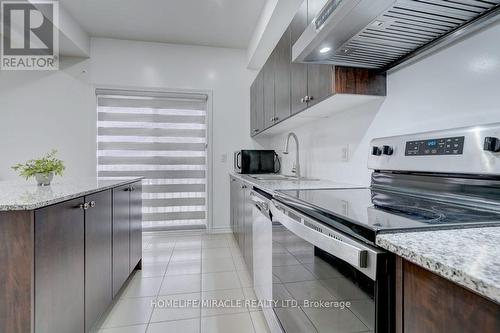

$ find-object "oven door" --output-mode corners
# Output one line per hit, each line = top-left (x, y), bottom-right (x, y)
(269, 200), (393, 333)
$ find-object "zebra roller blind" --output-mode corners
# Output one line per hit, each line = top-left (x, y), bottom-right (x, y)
(97, 89), (208, 231)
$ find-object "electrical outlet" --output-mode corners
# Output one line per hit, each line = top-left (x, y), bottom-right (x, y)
(220, 153), (227, 163)
(341, 145), (349, 162)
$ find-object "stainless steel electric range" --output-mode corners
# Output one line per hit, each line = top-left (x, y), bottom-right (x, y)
(262, 123), (500, 333)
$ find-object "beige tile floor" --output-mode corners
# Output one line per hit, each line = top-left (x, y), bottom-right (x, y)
(95, 232), (270, 333)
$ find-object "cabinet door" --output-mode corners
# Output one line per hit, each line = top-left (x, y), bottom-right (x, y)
(263, 51), (276, 129)
(35, 198), (85, 333)
(255, 71), (264, 133)
(230, 177), (238, 238)
(274, 27), (291, 123)
(290, 0), (308, 115)
(250, 79), (257, 136)
(307, 64), (334, 107)
(85, 190), (112, 332)
(237, 182), (246, 251)
(251, 72), (264, 136)
(129, 182), (142, 272)
(243, 187), (253, 277)
(112, 184), (130, 297)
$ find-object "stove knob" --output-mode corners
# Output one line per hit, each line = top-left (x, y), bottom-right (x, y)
(484, 137), (500, 152)
(382, 145), (394, 155)
(372, 146), (382, 156)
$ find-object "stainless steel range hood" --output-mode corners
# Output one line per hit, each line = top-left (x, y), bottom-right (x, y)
(293, 0), (500, 71)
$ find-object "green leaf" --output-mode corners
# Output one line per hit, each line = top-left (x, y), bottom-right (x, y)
(11, 149), (66, 180)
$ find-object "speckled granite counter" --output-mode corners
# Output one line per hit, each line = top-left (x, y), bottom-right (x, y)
(0, 177), (143, 211)
(230, 172), (364, 194)
(377, 227), (500, 304)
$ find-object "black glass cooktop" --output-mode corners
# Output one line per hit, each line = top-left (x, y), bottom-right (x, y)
(274, 188), (500, 244)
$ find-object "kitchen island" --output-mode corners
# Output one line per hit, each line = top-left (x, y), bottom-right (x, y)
(0, 178), (143, 333)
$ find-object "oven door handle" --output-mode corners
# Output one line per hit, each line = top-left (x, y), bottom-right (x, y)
(270, 200), (368, 270)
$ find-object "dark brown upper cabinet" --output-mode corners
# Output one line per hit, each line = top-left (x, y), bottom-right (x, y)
(263, 49), (276, 129)
(249, 0), (387, 137)
(274, 27), (292, 123)
(250, 71), (264, 136)
(290, 0), (308, 115)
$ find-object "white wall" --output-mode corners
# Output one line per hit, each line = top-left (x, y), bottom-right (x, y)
(0, 57), (95, 181)
(268, 21), (500, 186)
(0, 38), (260, 231)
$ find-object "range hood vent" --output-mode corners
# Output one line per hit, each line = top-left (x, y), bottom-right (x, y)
(293, 0), (500, 71)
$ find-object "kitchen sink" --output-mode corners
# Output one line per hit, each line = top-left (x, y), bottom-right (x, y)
(248, 174), (319, 181)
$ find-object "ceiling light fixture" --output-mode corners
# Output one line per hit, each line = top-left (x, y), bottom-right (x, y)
(319, 47), (331, 54)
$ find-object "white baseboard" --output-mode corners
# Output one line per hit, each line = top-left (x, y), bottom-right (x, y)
(209, 227), (232, 234)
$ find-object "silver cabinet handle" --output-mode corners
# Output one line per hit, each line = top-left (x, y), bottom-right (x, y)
(308, 96), (314, 102)
(79, 202), (90, 210)
(241, 184), (247, 189)
(90, 201), (96, 208)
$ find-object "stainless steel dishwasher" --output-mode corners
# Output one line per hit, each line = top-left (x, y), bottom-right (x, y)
(250, 189), (283, 333)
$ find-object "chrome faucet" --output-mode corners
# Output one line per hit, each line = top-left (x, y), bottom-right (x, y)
(283, 132), (300, 178)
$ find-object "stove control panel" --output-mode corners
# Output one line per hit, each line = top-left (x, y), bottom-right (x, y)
(405, 136), (465, 156)
(369, 123), (500, 175)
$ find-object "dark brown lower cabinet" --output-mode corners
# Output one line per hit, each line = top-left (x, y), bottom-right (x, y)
(0, 181), (142, 333)
(35, 198), (85, 333)
(0, 211), (33, 333)
(85, 190), (112, 332)
(396, 257), (500, 333)
(129, 182), (143, 272)
(113, 184), (131, 297)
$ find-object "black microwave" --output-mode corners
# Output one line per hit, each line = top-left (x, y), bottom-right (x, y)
(233, 150), (280, 174)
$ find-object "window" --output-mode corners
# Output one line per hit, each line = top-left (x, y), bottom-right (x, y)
(97, 89), (208, 231)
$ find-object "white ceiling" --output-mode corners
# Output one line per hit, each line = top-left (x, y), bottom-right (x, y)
(59, 0), (267, 49)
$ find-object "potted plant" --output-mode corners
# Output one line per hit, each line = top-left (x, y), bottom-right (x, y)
(12, 149), (65, 186)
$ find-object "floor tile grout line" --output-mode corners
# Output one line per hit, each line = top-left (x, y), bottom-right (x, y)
(145, 236), (175, 333)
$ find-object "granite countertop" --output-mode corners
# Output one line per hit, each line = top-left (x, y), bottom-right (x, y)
(230, 172), (364, 194)
(0, 177), (143, 211)
(376, 227), (500, 304)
